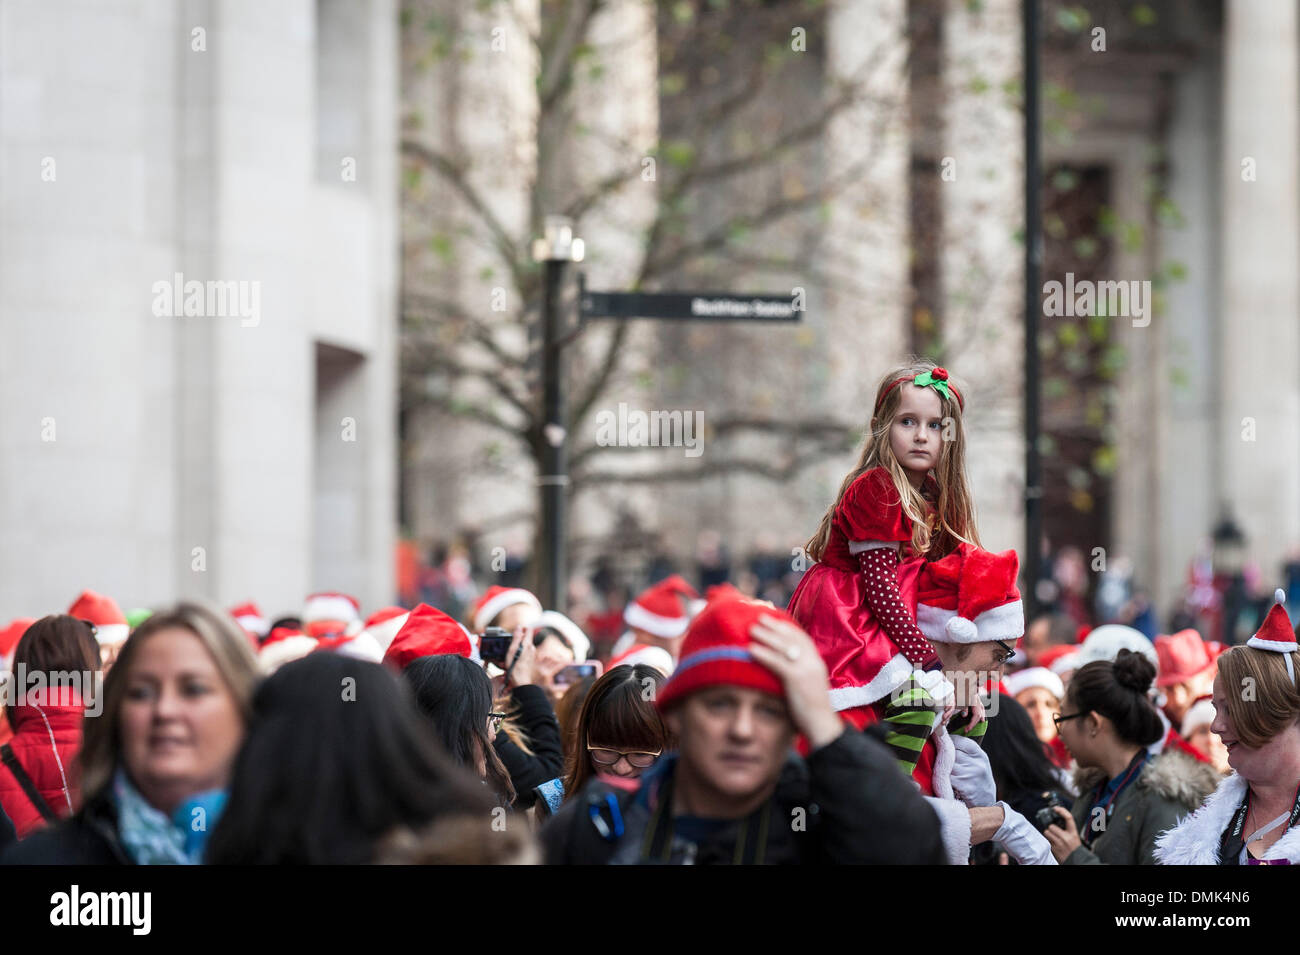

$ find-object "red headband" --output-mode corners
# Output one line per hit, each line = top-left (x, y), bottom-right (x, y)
(875, 367), (964, 413)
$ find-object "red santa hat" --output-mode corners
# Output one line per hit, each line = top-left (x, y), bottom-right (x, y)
(609, 643), (674, 676)
(1180, 694), (1217, 738)
(471, 586), (542, 632)
(302, 592), (361, 633)
(917, 547), (1023, 644)
(624, 575), (701, 640)
(0, 618), (36, 660)
(257, 631), (319, 673)
(1247, 589), (1299, 682)
(1039, 643), (1080, 674)
(1003, 666), (1065, 703)
(656, 597), (786, 711)
(313, 630), (384, 664)
(360, 606), (410, 654)
(67, 590), (129, 647)
(535, 610), (590, 663)
(229, 602), (269, 639)
(383, 604), (479, 670)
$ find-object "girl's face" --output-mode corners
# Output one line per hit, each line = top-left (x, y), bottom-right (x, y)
(1016, 687), (1061, 745)
(885, 385), (945, 478)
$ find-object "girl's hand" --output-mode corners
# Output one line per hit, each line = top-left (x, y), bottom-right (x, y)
(748, 615), (844, 751)
(505, 627), (539, 687)
(1043, 807), (1083, 862)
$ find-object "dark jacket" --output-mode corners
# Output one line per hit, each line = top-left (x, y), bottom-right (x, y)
(494, 684), (564, 810)
(541, 726), (946, 864)
(0, 789), (131, 865)
(1064, 747), (1220, 865)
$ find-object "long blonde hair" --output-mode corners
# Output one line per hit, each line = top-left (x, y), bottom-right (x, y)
(805, 357), (980, 562)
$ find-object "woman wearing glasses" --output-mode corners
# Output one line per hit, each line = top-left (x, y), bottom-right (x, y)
(1043, 649), (1218, 864)
(563, 665), (673, 800)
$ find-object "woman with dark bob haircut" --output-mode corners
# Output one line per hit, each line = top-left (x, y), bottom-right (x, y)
(402, 654), (516, 806)
(206, 653), (516, 864)
(563, 664), (672, 800)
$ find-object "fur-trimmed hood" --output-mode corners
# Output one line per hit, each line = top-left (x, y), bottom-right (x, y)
(1072, 748), (1220, 812)
(1156, 773), (1300, 865)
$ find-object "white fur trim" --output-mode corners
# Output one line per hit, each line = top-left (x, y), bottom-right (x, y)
(826, 653), (912, 710)
(336, 631), (384, 663)
(623, 600), (689, 639)
(931, 723), (955, 800)
(94, 623), (129, 647)
(612, 645), (674, 675)
(1180, 698), (1216, 737)
(1004, 667), (1064, 702)
(1049, 651), (1080, 676)
(234, 613), (268, 636)
(924, 796), (972, 865)
(473, 590), (542, 632)
(363, 613), (409, 653)
(916, 603), (957, 640)
(848, 539), (900, 555)
(258, 636), (319, 674)
(969, 599), (1023, 643)
(303, 594), (360, 624)
(942, 617), (979, 644)
(1248, 636), (1300, 653)
(1155, 772), (1300, 865)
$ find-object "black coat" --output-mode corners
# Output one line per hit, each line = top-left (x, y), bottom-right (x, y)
(0, 791), (131, 865)
(494, 684), (564, 809)
(541, 726), (947, 865)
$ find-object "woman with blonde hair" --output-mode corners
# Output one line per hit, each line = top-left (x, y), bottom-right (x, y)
(1157, 592), (1300, 864)
(1, 602), (258, 864)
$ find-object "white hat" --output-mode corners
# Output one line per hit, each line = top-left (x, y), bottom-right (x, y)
(1003, 666), (1065, 702)
(1074, 624), (1158, 669)
(535, 610), (591, 662)
(610, 644), (674, 676)
(1049, 651), (1081, 676)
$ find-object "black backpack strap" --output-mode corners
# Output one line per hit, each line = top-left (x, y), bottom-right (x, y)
(0, 743), (58, 822)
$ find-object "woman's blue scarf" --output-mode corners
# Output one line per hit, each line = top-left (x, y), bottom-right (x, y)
(112, 768), (228, 865)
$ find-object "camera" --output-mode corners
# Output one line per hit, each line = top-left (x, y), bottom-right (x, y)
(478, 627), (513, 666)
(1033, 790), (1068, 833)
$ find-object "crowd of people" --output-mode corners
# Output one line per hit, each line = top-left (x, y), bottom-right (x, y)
(1, 358), (1298, 865)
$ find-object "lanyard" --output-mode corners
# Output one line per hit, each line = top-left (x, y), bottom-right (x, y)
(1083, 750), (1148, 848)
(1219, 782), (1300, 866)
(641, 775), (771, 865)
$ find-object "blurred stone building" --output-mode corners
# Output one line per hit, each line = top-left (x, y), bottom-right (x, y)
(0, 0), (399, 617)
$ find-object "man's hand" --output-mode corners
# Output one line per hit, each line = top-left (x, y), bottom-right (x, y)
(748, 614), (843, 751)
(505, 626), (539, 687)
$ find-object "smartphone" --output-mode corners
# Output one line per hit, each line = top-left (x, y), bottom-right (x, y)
(554, 662), (602, 687)
(478, 626), (513, 666)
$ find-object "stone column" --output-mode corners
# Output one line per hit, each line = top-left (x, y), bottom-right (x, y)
(1220, 0), (1300, 590)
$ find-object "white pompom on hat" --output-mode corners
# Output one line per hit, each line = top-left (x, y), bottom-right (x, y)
(916, 545), (1024, 644)
(1003, 666), (1065, 702)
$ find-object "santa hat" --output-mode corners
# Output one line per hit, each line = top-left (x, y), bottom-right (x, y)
(360, 606), (410, 654)
(656, 597), (788, 711)
(313, 630), (384, 664)
(302, 592), (361, 626)
(471, 586), (542, 632)
(0, 618), (36, 661)
(1154, 629), (1218, 687)
(1003, 666), (1065, 703)
(624, 575), (701, 640)
(229, 602), (269, 639)
(705, 582), (745, 604)
(1039, 644), (1080, 675)
(68, 590), (129, 647)
(609, 643), (674, 676)
(257, 633), (319, 673)
(535, 610), (590, 662)
(1074, 624), (1157, 670)
(917, 547), (1023, 644)
(1180, 695), (1217, 738)
(383, 604), (479, 670)
(1247, 589), (1299, 682)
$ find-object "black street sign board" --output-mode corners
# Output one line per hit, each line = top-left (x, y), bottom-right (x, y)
(580, 290), (803, 322)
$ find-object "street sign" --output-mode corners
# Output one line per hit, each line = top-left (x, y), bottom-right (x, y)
(579, 289), (803, 322)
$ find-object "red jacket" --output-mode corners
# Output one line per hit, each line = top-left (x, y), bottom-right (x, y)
(0, 699), (85, 838)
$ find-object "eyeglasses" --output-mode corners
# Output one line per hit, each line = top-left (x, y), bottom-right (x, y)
(1052, 711), (1086, 729)
(994, 640), (1015, 665)
(488, 712), (507, 732)
(587, 745), (661, 768)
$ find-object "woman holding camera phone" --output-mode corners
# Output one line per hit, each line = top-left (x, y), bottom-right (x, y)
(1044, 650), (1218, 864)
